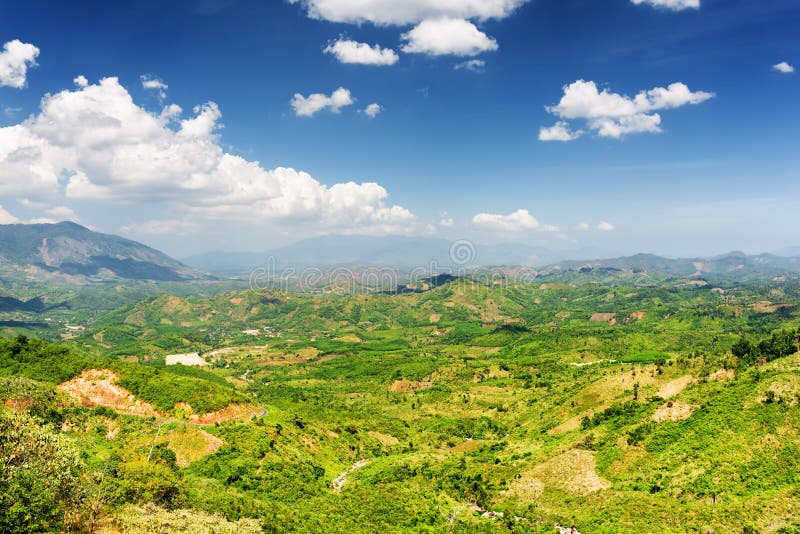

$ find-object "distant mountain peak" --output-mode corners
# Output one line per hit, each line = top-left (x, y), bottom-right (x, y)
(0, 222), (207, 283)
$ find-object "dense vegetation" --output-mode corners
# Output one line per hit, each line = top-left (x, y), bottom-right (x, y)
(1, 274), (800, 532)
(0, 336), (248, 413)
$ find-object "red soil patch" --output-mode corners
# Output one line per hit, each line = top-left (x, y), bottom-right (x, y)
(390, 380), (433, 392)
(187, 403), (263, 425)
(590, 313), (616, 324)
(58, 369), (157, 416)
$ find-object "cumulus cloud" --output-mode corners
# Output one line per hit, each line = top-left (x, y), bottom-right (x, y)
(324, 39), (399, 65)
(289, 0), (527, 25)
(454, 59), (486, 72)
(577, 223), (590, 231)
(0, 40), (40, 89)
(472, 209), (539, 231)
(542, 79), (713, 140)
(773, 61), (795, 74)
(631, 0), (699, 10)
(598, 221), (615, 231)
(291, 87), (354, 117)
(362, 103), (382, 118)
(73, 75), (88, 88)
(539, 121), (582, 142)
(401, 18), (498, 56)
(0, 77), (415, 234)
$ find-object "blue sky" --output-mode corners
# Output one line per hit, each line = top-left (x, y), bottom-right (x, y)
(0, 0), (798, 257)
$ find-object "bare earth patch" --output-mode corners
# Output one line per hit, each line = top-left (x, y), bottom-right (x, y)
(628, 311), (647, 321)
(708, 368), (735, 382)
(367, 431), (400, 447)
(590, 313), (616, 324)
(657, 375), (693, 399)
(390, 380), (433, 392)
(334, 334), (362, 343)
(58, 369), (157, 416)
(187, 403), (263, 425)
(652, 401), (695, 422)
(531, 449), (610, 495)
(165, 353), (207, 366)
(751, 302), (795, 314)
(429, 313), (441, 323)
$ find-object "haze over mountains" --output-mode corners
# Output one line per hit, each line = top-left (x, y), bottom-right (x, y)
(181, 233), (800, 280)
(2, 222), (800, 284)
(182, 235), (606, 273)
(0, 222), (204, 282)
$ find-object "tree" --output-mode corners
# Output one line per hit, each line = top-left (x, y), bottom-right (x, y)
(731, 337), (757, 365)
(0, 410), (87, 532)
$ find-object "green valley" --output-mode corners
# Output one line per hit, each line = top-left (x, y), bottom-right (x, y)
(2, 273), (800, 532)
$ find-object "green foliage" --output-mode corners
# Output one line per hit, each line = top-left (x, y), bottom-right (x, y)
(110, 460), (185, 508)
(0, 335), (91, 384)
(4, 276), (800, 531)
(114, 364), (246, 414)
(732, 328), (799, 366)
(0, 409), (87, 532)
(0, 376), (62, 424)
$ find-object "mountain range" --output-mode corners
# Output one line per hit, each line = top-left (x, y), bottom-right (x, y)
(0, 221), (204, 283)
(3, 223), (800, 285)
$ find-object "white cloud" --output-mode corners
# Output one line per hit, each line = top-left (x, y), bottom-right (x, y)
(542, 79), (713, 140)
(472, 209), (539, 231)
(631, 0), (700, 10)
(542, 224), (560, 232)
(439, 212), (455, 228)
(401, 18), (498, 57)
(590, 113), (662, 138)
(17, 198), (47, 209)
(773, 61), (795, 74)
(0, 40), (40, 89)
(0, 77), (415, 234)
(539, 121), (582, 142)
(291, 87), (354, 117)
(362, 103), (382, 118)
(598, 221), (615, 231)
(44, 205), (78, 221)
(140, 75), (168, 91)
(0, 205), (20, 224)
(577, 223), (590, 231)
(74, 75), (88, 88)
(289, 0), (527, 25)
(324, 39), (399, 66)
(140, 75), (168, 99)
(454, 59), (486, 72)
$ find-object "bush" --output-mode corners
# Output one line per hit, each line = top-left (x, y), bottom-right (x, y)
(0, 409), (87, 532)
